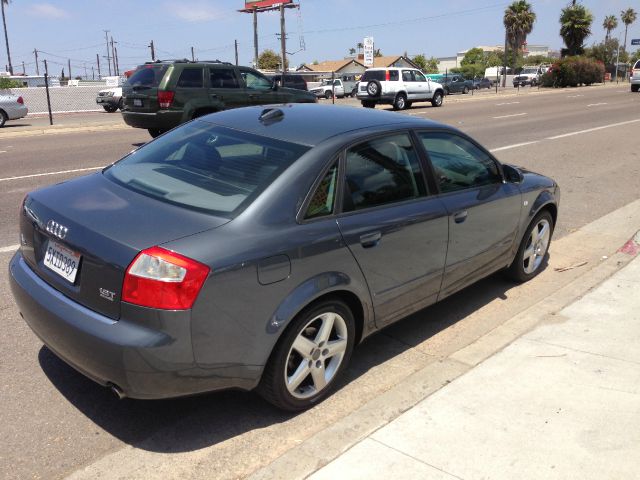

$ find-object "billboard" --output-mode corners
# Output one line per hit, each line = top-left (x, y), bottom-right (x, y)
(245, 0), (292, 8)
(363, 37), (374, 67)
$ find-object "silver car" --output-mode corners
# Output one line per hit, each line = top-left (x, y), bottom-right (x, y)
(0, 93), (28, 127)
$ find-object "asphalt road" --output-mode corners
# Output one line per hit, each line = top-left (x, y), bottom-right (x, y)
(1, 84), (639, 479)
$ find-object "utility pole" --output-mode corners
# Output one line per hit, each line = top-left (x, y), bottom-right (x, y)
(34, 49), (40, 75)
(104, 30), (111, 76)
(253, 9), (259, 68)
(114, 46), (120, 75)
(502, 30), (508, 88)
(2, 0), (13, 74)
(149, 40), (156, 61)
(84, 63), (87, 79)
(110, 37), (117, 75)
(68, 59), (71, 80)
(280, 3), (286, 84)
(92, 66), (95, 80)
(96, 53), (101, 78)
(235, 40), (239, 66)
(22, 61), (25, 74)
(191, 46), (195, 62)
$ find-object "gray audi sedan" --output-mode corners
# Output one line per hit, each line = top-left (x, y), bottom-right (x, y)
(9, 104), (559, 411)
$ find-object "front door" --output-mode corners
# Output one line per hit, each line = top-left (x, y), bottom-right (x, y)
(417, 131), (522, 299)
(336, 133), (449, 326)
(239, 68), (280, 105)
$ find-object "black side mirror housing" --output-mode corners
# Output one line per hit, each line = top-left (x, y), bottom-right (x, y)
(503, 164), (524, 184)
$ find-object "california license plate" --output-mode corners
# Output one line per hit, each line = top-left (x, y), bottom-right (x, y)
(44, 240), (81, 283)
(133, 99), (142, 107)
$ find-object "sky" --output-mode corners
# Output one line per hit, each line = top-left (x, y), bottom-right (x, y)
(2, 0), (639, 76)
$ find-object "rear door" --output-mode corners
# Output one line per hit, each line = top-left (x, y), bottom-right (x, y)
(173, 67), (206, 113)
(336, 132), (449, 327)
(123, 64), (169, 112)
(416, 131), (522, 299)
(208, 67), (244, 109)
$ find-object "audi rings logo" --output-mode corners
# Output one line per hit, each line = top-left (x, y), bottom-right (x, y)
(46, 220), (68, 240)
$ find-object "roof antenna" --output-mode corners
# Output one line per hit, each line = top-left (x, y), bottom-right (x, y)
(259, 108), (285, 125)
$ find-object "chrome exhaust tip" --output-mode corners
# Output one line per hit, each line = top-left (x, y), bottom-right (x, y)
(108, 383), (126, 400)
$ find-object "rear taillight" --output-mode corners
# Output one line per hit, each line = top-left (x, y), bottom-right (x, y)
(157, 90), (175, 109)
(122, 246), (210, 310)
(17, 96), (24, 104)
(385, 70), (390, 81)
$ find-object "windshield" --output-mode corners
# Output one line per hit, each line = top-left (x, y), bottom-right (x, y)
(104, 122), (309, 217)
(522, 68), (538, 74)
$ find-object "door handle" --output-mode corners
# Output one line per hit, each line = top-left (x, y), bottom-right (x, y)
(453, 210), (468, 224)
(360, 231), (382, 248)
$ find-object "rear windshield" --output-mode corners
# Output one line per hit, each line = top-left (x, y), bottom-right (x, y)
(361, 70), (399, 81)
(127, 65), (169, 87)
(104, 122), (309, 217)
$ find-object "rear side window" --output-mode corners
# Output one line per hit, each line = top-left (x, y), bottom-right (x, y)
(104, 122), (309, 217)
(127, 65), (168, 87)
(210, 68), (239, 88)
(305, 162), (338, 219)
(361, 70), (399, 81)
(343, 133), (426, 212)
(177, 68), (204, 88)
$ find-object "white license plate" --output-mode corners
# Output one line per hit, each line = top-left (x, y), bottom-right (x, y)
(133, 99), (142, 107)
(44, 240), (81, 283)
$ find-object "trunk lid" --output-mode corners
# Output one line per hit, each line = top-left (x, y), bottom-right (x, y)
(20, 172), (228, 320)
(123, 64), (170, 113)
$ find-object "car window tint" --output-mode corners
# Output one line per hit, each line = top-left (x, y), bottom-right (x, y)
(105, 122), (309, 217)
(127, 65), (168, 87)
(242, 70), (272, 90)
(210, 68), (239, 88)
(177, 68), (204, 88)
(361, 70), (385, 81)
(402, 70), (413, 82)
(305, 162), (338, 219)
(418, 132), (502, 194)
(343, 134), (426, 212)
(389, 70), (399, 81)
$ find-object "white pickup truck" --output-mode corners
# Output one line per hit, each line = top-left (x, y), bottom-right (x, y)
(309, 78), (358, 99)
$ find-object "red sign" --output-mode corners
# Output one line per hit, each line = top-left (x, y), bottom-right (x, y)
(245, 0), (292, 8)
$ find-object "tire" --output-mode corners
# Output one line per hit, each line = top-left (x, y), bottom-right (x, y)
(393, 93), (407, 110)
(431, 91), (443, 107)
(351, 87), (357, 97)
(117, 98), (124, 111)
(632, 84), (639, 92)
(0, 110), (6, 128)
(405, 101), (413, 108)
(444, 87), (450, 96)
(506, 211), (554, 282)
(366, 80), (381, 97)
(462, 86), (469, 94)
(103, 105), (117, 113)
(324, 90), (332, 100)
(148, 128), (163, 138)
(362, 101), (375, 108)
(258, 299), (356, 411)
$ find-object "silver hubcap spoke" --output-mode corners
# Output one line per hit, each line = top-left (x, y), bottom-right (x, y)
(285, 310), (348, 400)
(523, 219), (551, 274)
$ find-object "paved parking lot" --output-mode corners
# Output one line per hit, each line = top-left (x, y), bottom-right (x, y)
(1, 83), (639, 479)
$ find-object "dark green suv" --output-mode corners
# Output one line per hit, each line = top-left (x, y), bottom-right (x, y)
(122, 60), (317, 137)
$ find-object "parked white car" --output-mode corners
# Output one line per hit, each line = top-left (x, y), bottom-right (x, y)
(0, 93), (28, 127)
(96, 87), (123, 112)
(309, 78), (357, 99)
(631, 60), (640, 93)
(356, 67), (445, 110)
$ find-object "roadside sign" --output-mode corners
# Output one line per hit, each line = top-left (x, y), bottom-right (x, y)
(363, 37), (374, 68)
(632, 39), (640, 46)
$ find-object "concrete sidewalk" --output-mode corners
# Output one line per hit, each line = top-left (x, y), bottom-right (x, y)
(309, 254), (640, 480)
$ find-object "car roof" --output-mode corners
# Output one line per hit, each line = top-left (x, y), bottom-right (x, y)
(198, 104), (443, 146)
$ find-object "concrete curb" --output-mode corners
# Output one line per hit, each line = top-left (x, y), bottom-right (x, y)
(0, 123), (129, 139)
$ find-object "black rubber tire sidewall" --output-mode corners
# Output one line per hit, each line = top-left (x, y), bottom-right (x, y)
(324, 90), (332, 99)
(431, 92), (443, 107)
(0, 110), (6, 127)
(507, 210), (554, 283)
(393, 93), (407, 110)
(148, 128), (162, 138)
(257, 299), (356, 412)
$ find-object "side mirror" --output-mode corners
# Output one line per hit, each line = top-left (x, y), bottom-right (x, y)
(502, 164), (524, 184)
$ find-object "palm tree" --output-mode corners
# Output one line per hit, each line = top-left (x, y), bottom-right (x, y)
(621, 8), (637, 53)
(503, 1), (536, 68)
(560, 1), (594, 56)
(1, 0), (12, 75)
(603, 15), (618, 42)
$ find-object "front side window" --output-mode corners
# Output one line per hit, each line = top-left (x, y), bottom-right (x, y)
(305, 162), (338, 219)
(177, 68), (204, 88)
(242, 70), (272, 90)
(343, 134), (426, 212)
(418, 132), (501, 193)
(414, 71), (427, 82)
(105, 122), (309, 216)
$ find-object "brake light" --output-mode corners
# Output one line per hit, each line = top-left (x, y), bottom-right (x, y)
(385, 70), (390, 81)
(17, 96), (24, 105)
(157, 90), (175, 109)
(122, 246), (210, 310)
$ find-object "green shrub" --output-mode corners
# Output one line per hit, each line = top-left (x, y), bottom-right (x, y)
(0, 77), (22, 89)
(542, 57), (604, 88)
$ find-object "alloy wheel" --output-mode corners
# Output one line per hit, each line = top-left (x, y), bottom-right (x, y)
(522, 218), (551, 274)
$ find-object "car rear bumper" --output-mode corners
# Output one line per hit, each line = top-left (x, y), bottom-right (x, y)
(9, 251), (260, 399)
(8, 104), (28, 120)
(356, 93), (395, 103)
(121, 110), (183, 131)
